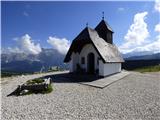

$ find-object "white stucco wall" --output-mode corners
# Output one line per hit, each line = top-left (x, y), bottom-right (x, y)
(69, 43), (122, 76)
(69, 44), (100, 73)
(70, 52), (80, 72)
(79, 44), (100, 72)
(69, 59), (73, 72)
(99, 60), (104, 76)
(99, 62), (121, 76)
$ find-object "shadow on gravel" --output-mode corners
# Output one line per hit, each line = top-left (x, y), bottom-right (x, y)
(43, 73), (102, 83)
(7, 87), (20, 97)
(7, 73), (102, 97)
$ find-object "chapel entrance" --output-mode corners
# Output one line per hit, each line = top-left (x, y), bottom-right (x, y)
(87, 53), (95, 74)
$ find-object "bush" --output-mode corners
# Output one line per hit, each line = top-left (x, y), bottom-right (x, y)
(41, 84), (53, 94)
(20, 78), (53, 95)
(26, 78), (44, 85)
(20, 84), (53, 95)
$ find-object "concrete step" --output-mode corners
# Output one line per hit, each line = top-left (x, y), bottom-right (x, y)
(80, 71), (130, 88)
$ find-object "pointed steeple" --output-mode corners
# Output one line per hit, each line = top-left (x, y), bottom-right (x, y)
(95, 15), (114, 44)
(95, 19), (114, 33)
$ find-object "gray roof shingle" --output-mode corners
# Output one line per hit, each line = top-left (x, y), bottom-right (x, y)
(95, 20), (114, 33)
(88, 28), (124, 62)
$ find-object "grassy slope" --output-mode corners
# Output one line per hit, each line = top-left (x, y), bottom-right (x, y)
(133, 65), (160, 73)
(1, 71), (23, 78)
(1, 71), (33, 78)
(1, 69), (61, 78)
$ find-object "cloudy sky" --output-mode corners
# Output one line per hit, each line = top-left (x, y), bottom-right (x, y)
(1, 1), (160, 55)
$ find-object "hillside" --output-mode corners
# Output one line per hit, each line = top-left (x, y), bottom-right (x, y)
(124, 53), (160, 60)
(1, 48), (68, 73)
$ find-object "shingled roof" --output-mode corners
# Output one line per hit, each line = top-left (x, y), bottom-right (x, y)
(95, 20), (114, 33)
(64, 27), (124, 63)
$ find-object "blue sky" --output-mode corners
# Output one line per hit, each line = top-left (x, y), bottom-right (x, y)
(1, 1), (160, 55)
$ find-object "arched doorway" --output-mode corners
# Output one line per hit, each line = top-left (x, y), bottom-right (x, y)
(87, 52), (95, 74)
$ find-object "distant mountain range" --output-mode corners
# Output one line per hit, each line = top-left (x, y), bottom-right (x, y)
(122, 53), (160, 70)
(1, 48), (67, 73)
(1, 48), (160, 73)
(122, 51), (156, 58)
(123, 53), (160, 60)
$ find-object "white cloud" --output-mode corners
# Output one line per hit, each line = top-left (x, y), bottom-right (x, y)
(4, 34), (42, 54)
(144, 36), (160, 53)
(155, 0), (160, 12)
(155, 23), (160, 32)
(118, 7), (125, 12)
(18, 34), (42, 54)
(13, 37), (19, 41)
(119, 12), (149, 53)
(23, 11), (29, 17)
(47, 36), (70, 54)
(122, 36), (160, 54)
(2, 47), (22, 54)
(119, 11), (160, 55)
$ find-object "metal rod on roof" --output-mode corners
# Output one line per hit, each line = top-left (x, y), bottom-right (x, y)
(102, 11), (104, 20)
(86, 22), (88, 27)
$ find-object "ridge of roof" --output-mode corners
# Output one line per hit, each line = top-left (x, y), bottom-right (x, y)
(73, 27), (91, 41)
(95, 19), (114, 33)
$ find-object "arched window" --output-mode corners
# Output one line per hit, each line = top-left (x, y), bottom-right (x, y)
(81, 57), (85, 64)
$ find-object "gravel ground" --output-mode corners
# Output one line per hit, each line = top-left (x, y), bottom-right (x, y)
(1, 71), (160, 120)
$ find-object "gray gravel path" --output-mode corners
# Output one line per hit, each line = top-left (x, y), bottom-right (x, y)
(1, 71), (160, 120)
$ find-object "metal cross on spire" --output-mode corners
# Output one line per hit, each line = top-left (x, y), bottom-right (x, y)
(86, 22), (88, 27)
(102, 11), (104, 20)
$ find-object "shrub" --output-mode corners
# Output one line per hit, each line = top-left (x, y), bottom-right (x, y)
(41, 84), (53, 94)
(20, 78), (53, 95)
(26, 78), (44, 85)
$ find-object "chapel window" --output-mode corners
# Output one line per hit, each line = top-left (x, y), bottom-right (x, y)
(81, 57), (85, 64)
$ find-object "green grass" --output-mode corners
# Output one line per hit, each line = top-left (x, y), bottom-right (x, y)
(41, 84), (53, 94)
(1, 71), (22, 78)
(133, 65), (160, 73)
(26, 78), (44, 85)
(1, 71), (32, 78)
